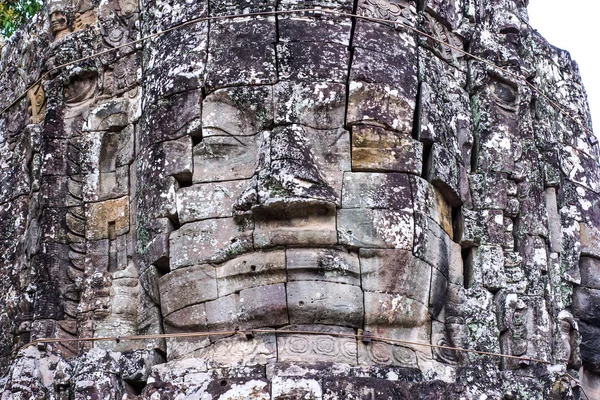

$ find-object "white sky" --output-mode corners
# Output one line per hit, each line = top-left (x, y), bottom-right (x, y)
(527, 0), (600, 135)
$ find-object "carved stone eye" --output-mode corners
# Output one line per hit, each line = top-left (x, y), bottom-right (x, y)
(490, 81), (517, 111)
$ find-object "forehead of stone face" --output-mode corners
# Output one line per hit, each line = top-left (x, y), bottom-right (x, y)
(490, 9), (522, 34)
(47, 0), (73, 15)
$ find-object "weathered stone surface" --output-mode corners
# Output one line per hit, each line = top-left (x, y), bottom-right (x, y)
(216, 251), (286, 297)
(1, 0), (599, 397)
(169, 217), (253, 269)
(274, 81), (345, 129)
(203, 85), (274, 137)
(193, 134), (260, 183)
(338, 208), (414, 249)
(205, 283), (289, 331)
(254, 202), (338, 248)
(351, 125), (422, 174)
(176, 179), (249, 223)
(360, 249), (431, 304)
(278, 41), (349, 83)
(277, 327), (357, 365)
(287, 281), (364, 328)
(158, 264), (217, 316)
(410, 176), (453, 237)
(286, 248), (360, 285)
(342, 172), (412, 210)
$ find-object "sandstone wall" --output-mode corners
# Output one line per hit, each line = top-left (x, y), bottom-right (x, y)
(0, 0), (599, 398)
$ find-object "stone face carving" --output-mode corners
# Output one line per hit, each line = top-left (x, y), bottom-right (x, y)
(0, 0), (599, 398)
(49, 10), (72, 41)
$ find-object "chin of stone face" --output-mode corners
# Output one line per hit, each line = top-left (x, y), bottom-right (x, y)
(0, 0), (599, 398)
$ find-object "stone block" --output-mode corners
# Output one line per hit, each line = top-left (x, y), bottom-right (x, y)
(337, 208), (414, 249)
(579, 320), (600, 370)
(272, 376), (323, 400)
(85, 196), (129, 241)
(347, 81), (415, 134)
(469, 172), (508, 210)
(163, 303), (208, 333)
(468, 245), (505, 291)
(206, 44), (277, 89)
(137, 217), (172, 268)
(410, 176), (453, 238)
(545, 187), (561, 253)
(413, 213), (455, 274)
(519, 235), (548, 273)
(210, 17), (276, 50)
(274, 81), (345, 129)
(560, 145), (600, 193)
(581, 223), (600, 260)
(277, 42), (349, 83)
(0, 197), (28, 241)
(351, 125), (422, 174)
(354, 20), (417, 58)
(286, 248), (360, 285)
(342, 172), (412, 211)
(426, 143), (461, 206)
(278, 14), (351, 45)
(216, 251), (286, 297)
(169, 217), (253, 269)
(139, 90), (202, 150)
(136, 176), (178, 221)
(364, 291), (429, 329)
(572, 287), (600, 326)
(360, 249), (431, 305)
(143, 24), (207, 104)
(205, 284), (288, 331)
(580, 256), (600, 289)
(202, 86), (274, 137)
(287, 281), (364, 328)
(351, 46), (417, 88)
(158, 264), (218, 316)
(254, 202), (338, 248)
(277, 327), (357, 364)
(192, 134), (260, 184)
(516, 180), (549, 237)
(458, 208), (505, 247)
(176, 180), (249, 223)
(161, 136), (193, 181)
(84, 98), (130, 132)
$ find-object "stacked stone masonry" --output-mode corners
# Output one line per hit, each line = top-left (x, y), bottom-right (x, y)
(0, 0), (599, 398)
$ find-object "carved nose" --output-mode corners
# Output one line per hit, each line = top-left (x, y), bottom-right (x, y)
(234, 125), (339, 219)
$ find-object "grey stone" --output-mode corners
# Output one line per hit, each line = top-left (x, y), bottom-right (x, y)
(169, 217), (253, 269)
(351, 125), (423, 174)
(360, 249), (431, 305)
(176, 180), (249, 223)
(338, 208), (414, 249)
(286, 248), (360, 285)
(342, 172), (412, 211)
(158, 264), (217, 316)
(216, 251), (286, 297)
(205, 283), (289, 331)
(287, 281), (364, 328)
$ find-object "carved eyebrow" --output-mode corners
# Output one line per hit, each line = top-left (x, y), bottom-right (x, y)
(203, 126), (245, 146)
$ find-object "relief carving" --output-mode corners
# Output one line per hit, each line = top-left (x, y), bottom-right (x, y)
(357, 0), (415, 26)
(49, 10), (72, 41)
(26, 83), (46, 124)
(422, 13), (464, 63)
